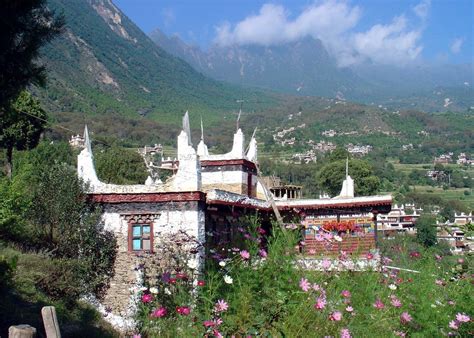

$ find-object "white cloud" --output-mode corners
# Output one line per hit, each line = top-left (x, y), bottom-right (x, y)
(352, 16), (423, 65)
(213, 0), (427, 67)
(450, 37), (464, 54)
(413, 0), (431, 21)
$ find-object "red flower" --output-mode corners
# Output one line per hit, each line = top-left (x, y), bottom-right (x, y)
(141, 294), (153, 303)
(169, 278), (177, 284)
(176, 306), (191, 316)
(176, 273), (188, 280)
(197, 280), (206, 286)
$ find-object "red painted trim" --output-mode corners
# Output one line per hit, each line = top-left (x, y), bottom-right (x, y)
(90, 191), (206, 204)
(200, 159), (257, 170)
(207, 199), (272, 211)
(277, 200), (392, 211)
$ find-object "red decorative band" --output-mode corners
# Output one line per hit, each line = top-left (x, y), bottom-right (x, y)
(90, 191), (206, 203)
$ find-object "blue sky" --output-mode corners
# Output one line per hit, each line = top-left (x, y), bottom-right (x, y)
(114, 0), (472, 66)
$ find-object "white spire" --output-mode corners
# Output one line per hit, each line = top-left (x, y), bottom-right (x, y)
(83, 124), (92, 154)
(246, 127), (258, 163)
(337, 158), (354, 198)
(200, 116), (204, 141)
(182, 111), (192, 146)
(345, 157), (349, 178)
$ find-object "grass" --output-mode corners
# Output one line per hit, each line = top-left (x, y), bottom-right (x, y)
(410, 185), (474, 210)
(0, 244), (119, 338)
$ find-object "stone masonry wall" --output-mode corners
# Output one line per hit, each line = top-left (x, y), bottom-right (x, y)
(99, 201), (205, 332)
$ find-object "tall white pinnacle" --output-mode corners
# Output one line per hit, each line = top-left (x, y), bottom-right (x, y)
(337, 157), (354, 198)
(200, 116), (204, 141)
(83, 124), (92, 154)
(182, 111), (192, 146)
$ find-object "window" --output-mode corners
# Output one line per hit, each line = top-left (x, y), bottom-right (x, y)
(129, 223), (153, 252)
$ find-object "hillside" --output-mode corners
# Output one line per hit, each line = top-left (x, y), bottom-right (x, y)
(34, 0), (275, 126)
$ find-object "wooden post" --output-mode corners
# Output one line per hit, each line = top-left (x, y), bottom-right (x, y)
(373, 212), (379, 248)
(9, 325), (36, 338)
(41, 306), (61, 338)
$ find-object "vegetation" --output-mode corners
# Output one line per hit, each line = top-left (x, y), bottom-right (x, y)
(134, 219), (473, 337)
(0, 91), (48, 178)
(0, 0), (63, 109)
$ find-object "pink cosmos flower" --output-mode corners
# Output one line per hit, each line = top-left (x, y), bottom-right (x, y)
(457, 258), (464, 264)
(340, 328), (352, 338)
(456, 313), (470, 323)
(373, 299), (385, 309)
(366, 252), (374, 260)
(447, 300), (455, 306)
(341, 290), (351, 298)
(203, 320), (216, 327)
(240, 250), (250, 260)
(133, 335), (141, 338)
(449, 320), (459, 330)
(435, 254), (442, 261)
(321, 259), (331, 269)
(435, 279), (445, 286)
(299, 278), (311, 292)
(259, 249), (267, 258)
(176, 306), (191, 315)
(308, 249), (316, 255)
(394, 331), (406, 337)
(214, 299), (229, 313)
(151, 307), (167, 318)
(329, 311), (342, 321)
(382, 256), (393, 264)
(312, 283), (321, 291)
(390, 297), (402, 308)
(345, 306), (354, 312)
(141, 294), (153, 303)
(314, 297), (326, 310)
(176, 272), (188, 279)
(400, 312), (412, 324)
(197, 280), (206, 286)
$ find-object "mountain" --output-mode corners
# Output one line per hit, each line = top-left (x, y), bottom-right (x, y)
(150, 29), (474, 112)
(149, 30), (369, 99)
(34, 0), (275, 126)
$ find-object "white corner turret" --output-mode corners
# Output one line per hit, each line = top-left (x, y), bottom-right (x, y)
(174, 130), (201, 191)
(230, 128), (245, 158)
(336, 158), (354, 198)
(77, 125), (101, 190)
(246, 136), (257, 163)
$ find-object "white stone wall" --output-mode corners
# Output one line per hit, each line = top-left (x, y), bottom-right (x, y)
(99, 204), (205, 332)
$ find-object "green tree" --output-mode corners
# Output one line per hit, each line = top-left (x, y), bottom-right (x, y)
(415, 214), (437, 247)
(29, 162), (116, 299)
(0, 0), (63, 109)
(328, 147), (350, 162)
(95, 146), (148, 184)
(317, 159), (380, 197)
(0, 91), (47, 178)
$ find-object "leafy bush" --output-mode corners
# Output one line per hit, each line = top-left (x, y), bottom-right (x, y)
(0, 254), (17, 288)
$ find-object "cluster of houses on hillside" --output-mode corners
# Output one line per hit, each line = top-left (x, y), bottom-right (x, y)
(433, 152), (473, 165)
(346, 143), (373, 156)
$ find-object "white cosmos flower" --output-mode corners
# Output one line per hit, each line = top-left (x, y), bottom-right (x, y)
(334, 235), (342, 242)
(388, 284), (397, 290)
(150, 287), (158, 294)
(224, 275), (233, 284)
(187, 259), (198, 269)
(219, 261), (226, 267)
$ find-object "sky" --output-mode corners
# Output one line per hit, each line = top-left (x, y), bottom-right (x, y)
(113, 0), (473, 67)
